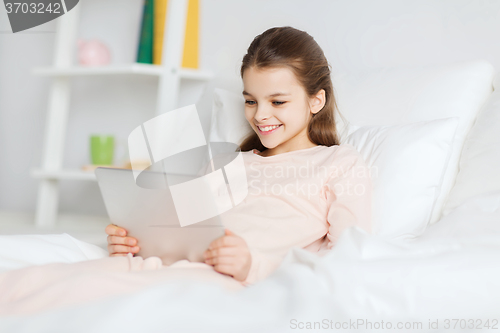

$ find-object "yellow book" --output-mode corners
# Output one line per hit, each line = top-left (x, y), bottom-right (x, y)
(153, 0), (199, 68)
(153, 0), (168, 65)
(182, 0), (199, 68)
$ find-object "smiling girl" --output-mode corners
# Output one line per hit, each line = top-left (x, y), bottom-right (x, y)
(106, 26), (372, 286)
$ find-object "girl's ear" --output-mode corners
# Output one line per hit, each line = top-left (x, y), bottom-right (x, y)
(309, 89), (326, 115)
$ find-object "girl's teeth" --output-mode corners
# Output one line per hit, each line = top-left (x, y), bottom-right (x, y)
(260, 125), (280, 132)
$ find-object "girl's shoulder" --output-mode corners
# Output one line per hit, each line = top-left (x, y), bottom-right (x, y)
(239, 144), (365, 168)
(239, 144), (360, 158)
(314, 143), (367, 168)
(312, 143), (361, 158)
(331, 143), (362, 156)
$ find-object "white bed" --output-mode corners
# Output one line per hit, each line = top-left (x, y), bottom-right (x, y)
(0, 193), (499, 332)
(1, 61), (500, 332)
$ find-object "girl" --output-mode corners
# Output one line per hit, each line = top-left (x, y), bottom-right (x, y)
(0, 27), (372, 315)
(106, 26), (372, 286)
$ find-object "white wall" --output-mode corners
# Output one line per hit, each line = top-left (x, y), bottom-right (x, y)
(1, 0), (499, 217)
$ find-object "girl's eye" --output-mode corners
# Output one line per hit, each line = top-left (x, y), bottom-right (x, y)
(273, 101), (286, 106)
(245, 100), (256, 106)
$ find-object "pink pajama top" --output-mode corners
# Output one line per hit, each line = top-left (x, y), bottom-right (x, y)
(216, 144), (372, 286)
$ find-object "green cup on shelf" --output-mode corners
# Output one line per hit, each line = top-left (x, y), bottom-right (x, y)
(90, 135), (115, 165)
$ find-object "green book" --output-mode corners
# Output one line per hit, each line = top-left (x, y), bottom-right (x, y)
(137, 0), (154, 64)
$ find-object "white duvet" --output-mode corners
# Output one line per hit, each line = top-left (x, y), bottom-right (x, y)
(1, 193), (500, 333)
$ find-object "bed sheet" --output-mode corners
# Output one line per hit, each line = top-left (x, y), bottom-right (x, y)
(1, 192), (499, 332)
(0, 233), (108, 273)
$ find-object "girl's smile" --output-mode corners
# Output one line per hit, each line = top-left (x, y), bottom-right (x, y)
(256, 124), (283, 135)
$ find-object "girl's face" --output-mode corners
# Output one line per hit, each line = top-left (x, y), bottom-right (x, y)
(242, 66), (325, 155)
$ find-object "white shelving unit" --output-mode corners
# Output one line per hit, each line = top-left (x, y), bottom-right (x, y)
(32, 169), (97, 181)
(32, 64), (212, 79)
(31, 0), (211, 228)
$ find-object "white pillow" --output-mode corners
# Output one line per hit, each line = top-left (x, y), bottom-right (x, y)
(442, 77), (500, 215)
(345, 118), (459, 239)
(208, 88), (252, 145)
(334, 60), (494, 224)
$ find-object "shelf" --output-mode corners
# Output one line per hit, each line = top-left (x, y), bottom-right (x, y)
(31, 168), (199, 182)
(31, 168), (97, 181)
(32, 64), (213, 80)
(33, 0), (204, 228)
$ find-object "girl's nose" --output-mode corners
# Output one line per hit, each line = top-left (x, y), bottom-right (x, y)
(254, 106), (272, 123)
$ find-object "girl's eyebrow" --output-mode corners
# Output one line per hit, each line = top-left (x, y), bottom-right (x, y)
(242, 91), (291, 98)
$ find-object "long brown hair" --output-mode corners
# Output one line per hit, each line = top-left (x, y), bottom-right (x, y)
(239, 26), (341, 152)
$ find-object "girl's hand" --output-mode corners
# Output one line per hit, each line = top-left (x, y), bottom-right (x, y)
(203, 229), (252, 282)
(105, 224), (140, 257)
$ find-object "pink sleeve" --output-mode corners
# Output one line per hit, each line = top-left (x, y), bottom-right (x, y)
(317, 145), (372, 256)
(241, 249), (286, 286)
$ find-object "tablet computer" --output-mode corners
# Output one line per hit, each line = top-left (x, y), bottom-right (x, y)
(95, 167), (225, 265)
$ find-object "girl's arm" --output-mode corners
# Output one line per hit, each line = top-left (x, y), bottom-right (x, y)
(203, 229), (287, 286)
(317, 145), (373, 256)
(204, 229), (285, 286)
(242, 146), (373, 283)
(241, 249), (287, 286)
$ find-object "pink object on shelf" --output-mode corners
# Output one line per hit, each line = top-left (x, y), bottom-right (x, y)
(77, 39), (111, 66)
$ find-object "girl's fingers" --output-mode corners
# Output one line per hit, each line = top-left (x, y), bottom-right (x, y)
(203, 246), (235, 259)
(107, 235), (137, 246)
(105, 224), (127, 237)
(107, 244), (140, 254)
(204, 255), (234, 266)
(212, 264), (235, 277)
(109, 253), (129, 257)
(207, 235), (240, 250)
